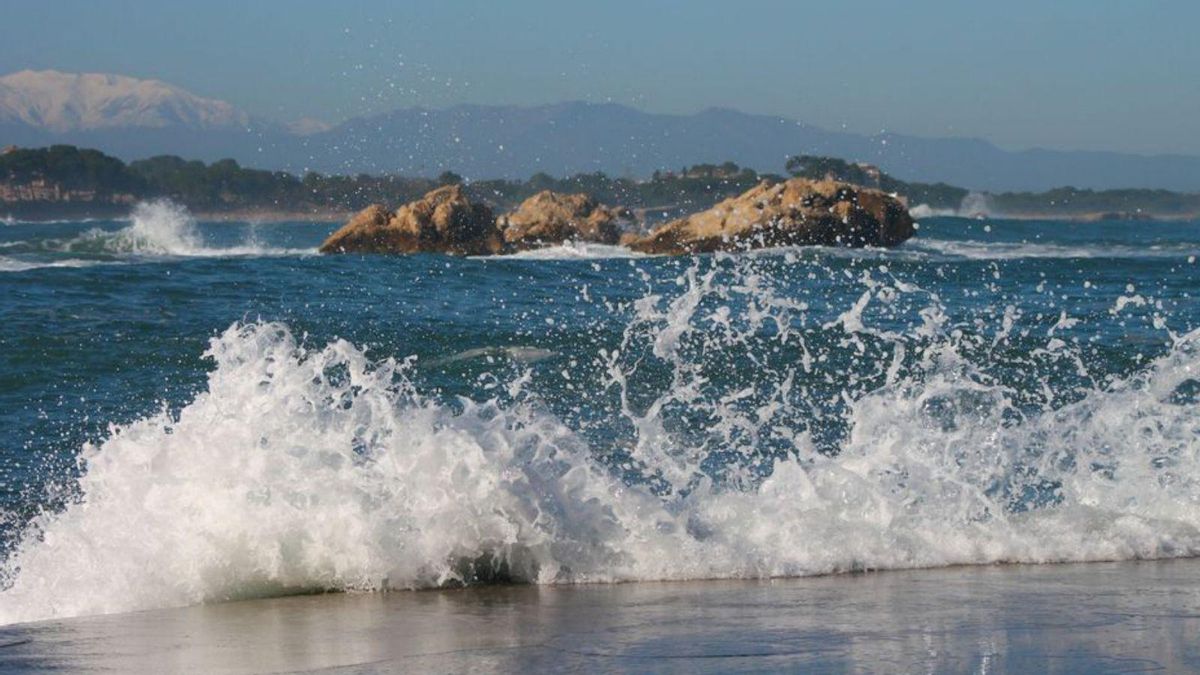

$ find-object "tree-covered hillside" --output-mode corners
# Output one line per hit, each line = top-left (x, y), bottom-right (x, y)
(3, 145), (1198, 220)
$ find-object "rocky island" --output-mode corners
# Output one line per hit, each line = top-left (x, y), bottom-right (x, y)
(625, 178), (914, 254)
(500, 190), (630, 249)
(319, 178), (915, 256)
(318, 185), (502, 256)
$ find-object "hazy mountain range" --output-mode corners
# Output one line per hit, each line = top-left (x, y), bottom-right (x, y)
(2, 70), (1198, 192)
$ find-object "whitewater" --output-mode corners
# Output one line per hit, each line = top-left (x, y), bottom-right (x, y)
(0, 200), (312, 271)
(0, 206), (1198, 625)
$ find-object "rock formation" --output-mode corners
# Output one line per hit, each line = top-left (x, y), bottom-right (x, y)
(319, 185), (502, 255)
(319, 179), (915, 257)
(500, 191), (628, 249)
(626, 178), (915, 255)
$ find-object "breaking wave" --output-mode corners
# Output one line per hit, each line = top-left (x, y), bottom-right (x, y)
(489, 242), (646, 260)
(1, 216), (117, 227)
(0, 256), (108, 272)
(2, 255), (1199, 625)
(908, 238), (1200, 261)
(910, 192), (994, 220)
(0, 201), (313, 259)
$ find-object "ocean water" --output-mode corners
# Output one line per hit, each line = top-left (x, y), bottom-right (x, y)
(0, 201), (1198, 625)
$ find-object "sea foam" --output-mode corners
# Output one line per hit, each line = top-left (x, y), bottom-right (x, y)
(907, 238), (1200, 261)
(0, 256), (106, 272)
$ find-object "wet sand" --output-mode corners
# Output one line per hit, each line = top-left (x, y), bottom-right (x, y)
(2, 559), (1198, 673)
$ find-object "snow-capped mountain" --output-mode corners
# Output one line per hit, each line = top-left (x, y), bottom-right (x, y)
(0, 70), (250, 132)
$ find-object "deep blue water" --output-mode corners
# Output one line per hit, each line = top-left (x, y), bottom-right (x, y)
(1, 204), (1198, 623)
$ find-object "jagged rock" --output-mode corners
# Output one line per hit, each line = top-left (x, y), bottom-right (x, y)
(319, 185), (502, 255)
(626, 178), (915, 255)
(500, 191), (628, 249)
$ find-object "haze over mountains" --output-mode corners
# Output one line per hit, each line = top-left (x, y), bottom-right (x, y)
(2, 70), (1198, 192)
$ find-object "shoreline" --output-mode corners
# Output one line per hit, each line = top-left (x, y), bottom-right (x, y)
(983, 210), (1200, 223)
(2, 207), (353, 224)
(3, 558), (1198, 672)
(191, 208), (352, 223)
(5, 205), (1199, 225)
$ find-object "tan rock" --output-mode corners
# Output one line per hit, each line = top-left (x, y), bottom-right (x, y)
(500, 190), (628, 249)
(618, 231), (642, 248)
(626, 178), (915, 255)
(319, 185), (502, 255)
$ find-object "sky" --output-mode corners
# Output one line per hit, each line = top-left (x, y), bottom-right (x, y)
(1, 0), (1197, 155)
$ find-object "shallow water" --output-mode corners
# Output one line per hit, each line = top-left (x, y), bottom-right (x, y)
(3, 560), (1199, 673)
(1, 202), (1199, 625)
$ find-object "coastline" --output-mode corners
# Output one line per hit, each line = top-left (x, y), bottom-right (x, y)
(3, 559), (1198, 672)
(985, 210), (1200, 223)
(5, 204), (1198, 225)
(2, 205), (352, 224)
(190, 208), (352, 223)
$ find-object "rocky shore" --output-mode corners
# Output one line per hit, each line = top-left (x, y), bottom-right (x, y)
(319, 178), (915, 256)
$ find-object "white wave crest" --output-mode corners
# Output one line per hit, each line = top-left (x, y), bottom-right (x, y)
(1, 215), (118, 227)
(0, 256), (107, 272)
(37, 200), (313, 258)
(0, 322), (665, 623)
(908, 204), (958, 219)
(910, 192), (994, 220)
(483, 241), (647, 260)
(907, 239), (1200, 261)
(112, 200), (204, 254)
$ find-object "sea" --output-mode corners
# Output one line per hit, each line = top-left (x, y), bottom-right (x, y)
(0, 200), (1198, 625)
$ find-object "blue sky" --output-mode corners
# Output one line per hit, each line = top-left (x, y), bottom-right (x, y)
(1, 0), (1197, 154)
